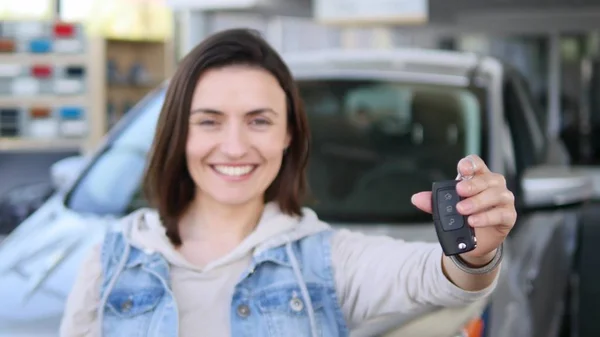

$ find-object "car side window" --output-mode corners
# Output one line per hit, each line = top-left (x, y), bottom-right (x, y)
(513, 72), (547, 143)
(502, 75), (544, 173)
(500, 119), (521, 198)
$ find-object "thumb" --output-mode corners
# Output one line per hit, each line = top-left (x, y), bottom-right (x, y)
(411, 191), (433, 214)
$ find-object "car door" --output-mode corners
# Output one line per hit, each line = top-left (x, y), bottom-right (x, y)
(489, 70), (578, 337)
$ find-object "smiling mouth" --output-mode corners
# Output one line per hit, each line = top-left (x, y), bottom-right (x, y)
(211, 164), (258, 178)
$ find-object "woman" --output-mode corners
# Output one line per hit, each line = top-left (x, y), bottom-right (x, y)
(60, 28), (516, 337)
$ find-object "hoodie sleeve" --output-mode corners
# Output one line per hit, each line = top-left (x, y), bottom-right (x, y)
(330, 229), (498, 328)
(59, 244), (102, 337)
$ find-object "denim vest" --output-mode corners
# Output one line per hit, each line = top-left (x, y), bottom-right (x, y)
(97, 228), (349, 337)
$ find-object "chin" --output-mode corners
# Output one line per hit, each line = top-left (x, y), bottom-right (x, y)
(208, 192), (262, 207)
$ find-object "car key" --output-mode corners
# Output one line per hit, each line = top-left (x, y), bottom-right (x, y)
(431, 179), (477, 256)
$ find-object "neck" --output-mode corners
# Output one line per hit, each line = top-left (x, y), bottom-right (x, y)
(179, 194), (265, 245)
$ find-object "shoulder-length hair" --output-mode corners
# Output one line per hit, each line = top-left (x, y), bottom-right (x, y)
(143, 29), (310, 245)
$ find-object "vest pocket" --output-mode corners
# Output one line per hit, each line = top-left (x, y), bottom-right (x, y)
(106, 287), (165, 318)
(256, 283), (326, 336)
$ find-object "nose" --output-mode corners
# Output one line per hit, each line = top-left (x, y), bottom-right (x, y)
(219, 122), (249, 158)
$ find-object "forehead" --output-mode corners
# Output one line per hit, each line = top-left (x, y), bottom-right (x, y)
(191, 65), (286, 111)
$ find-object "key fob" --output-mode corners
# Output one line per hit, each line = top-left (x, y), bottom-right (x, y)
(432, 179), (477, 256)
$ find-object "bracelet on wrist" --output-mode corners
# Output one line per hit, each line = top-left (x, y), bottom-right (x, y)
(449, 243), (504, 275)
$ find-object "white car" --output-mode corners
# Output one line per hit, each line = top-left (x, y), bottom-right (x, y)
(0, 48), (593, 337)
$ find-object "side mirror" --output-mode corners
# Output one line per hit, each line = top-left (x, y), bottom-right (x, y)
(50, 155), (88, 193)
(568, 166), (600, 200)
(521, 165), (594, 208)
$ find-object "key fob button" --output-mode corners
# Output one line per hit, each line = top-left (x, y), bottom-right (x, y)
(441, 214), (464, 231)
(437, 189), (459, 216)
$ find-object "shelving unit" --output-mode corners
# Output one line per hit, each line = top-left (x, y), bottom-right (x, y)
(0, 20), (103, 154)
(0, 20), (175, 154)
(97, 38), (175, 130)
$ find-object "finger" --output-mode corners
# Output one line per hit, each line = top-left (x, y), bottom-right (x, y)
(456, 172), (507, 198)
(457, 154), (490, 179)
(467, 205), (517, 229)
(457, 186), (514, 215)
(411, 191), (432, 213)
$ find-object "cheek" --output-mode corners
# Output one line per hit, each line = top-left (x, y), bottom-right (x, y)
(257, 131), (288, 160)
(185, 131), (212, 161)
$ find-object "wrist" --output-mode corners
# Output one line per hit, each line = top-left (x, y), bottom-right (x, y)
(450, 244), (504, 276)
(459, 249), (497, 268)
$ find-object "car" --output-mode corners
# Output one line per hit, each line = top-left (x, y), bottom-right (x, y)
(0, 48), (594, 337)
(0, 181), (55, 238)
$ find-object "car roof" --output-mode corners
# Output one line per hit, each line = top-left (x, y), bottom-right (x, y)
(281, 48), (502, 87)
(282, 48), (491, 77)
(157, 48), (498, 89)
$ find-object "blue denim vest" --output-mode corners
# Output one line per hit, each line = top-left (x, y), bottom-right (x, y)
(97, 228), (349, 337)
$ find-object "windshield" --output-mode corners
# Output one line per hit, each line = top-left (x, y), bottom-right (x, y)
(67, 79), (484, 222)
(67, 89), (166, 215)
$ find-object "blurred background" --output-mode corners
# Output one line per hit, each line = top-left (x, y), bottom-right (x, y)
(2, 1), (600, 337)
(3, 0), (600, 197)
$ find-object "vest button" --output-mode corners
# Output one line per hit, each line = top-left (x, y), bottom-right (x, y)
(236, 304), (251, 318)
(290, 297), (304, 312)
(121, 299), (133, 312)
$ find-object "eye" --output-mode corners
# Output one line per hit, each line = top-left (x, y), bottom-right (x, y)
(195, 119), (218, 126)
(250, 118), (272, 126)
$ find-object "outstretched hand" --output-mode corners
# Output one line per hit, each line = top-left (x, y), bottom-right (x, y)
(411, 155), (516, 261)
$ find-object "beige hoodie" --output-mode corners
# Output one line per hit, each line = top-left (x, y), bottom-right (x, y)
(60, 202), (498, 337)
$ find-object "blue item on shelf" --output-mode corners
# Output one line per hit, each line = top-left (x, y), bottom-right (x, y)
(29, 39), (52, 53)
(59, 107), (83, 120)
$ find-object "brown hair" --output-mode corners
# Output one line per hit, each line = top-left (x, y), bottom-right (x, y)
(143, 29), (310, 245)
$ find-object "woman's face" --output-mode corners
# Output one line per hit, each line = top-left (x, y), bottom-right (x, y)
(186, 65), (291, 207)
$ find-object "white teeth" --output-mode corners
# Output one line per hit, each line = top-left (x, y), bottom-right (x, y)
(213, 165), (254, 177)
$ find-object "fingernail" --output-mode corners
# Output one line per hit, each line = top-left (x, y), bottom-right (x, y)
(464, 158), (475, 174)
(458, 159), (474, 179)
(411, 194), (416, 203)
(466, 156), (477, 173)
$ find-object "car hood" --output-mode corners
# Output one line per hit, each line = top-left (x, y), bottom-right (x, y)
(0, 195), (114, 335)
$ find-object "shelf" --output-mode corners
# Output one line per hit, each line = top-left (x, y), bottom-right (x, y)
(107, 81), (160, 88)
(0, 95), (88, 106)
(102, 38), (174, 131)
(0, 20), (105, 153)
(0, 22), (173, 153)
(0, 138), (82, 151)
(0, 53), (89, 65)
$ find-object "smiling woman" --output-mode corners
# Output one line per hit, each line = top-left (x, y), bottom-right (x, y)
(59, 28), (514, 337)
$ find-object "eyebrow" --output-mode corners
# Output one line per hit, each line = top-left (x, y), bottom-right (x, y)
(190, 108), (279, 117)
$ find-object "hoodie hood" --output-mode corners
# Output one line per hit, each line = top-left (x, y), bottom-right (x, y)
(117, 202), (330, 271)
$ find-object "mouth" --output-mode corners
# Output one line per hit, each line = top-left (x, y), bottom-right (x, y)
(210, 164), (258, 180)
